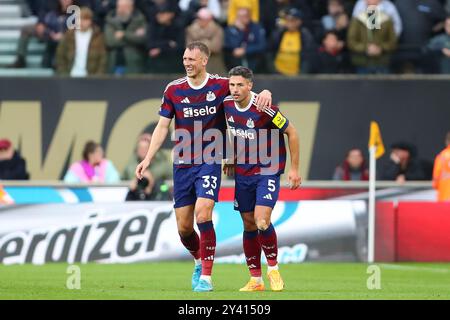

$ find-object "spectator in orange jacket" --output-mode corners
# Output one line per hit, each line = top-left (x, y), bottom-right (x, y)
(433, 132), (450, 202)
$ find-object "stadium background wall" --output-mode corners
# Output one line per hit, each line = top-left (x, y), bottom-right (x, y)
(0, 77), (449, 180)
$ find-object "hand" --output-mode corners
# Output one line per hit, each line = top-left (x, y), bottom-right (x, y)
(135, 158), (150, 180)
(50, 32), (63, 41)
(442, 48), (450, 58)
(149, 48), (161, 57)
(390, 151), (401, 164)
(115, 31), (125, 40)
(234, 20), (246, 31)
(233, 47), (245, 58)
(288, 169), (302, 190)
(135, 27), (146, 37)
(223, 163), (235, 177)
(255, 90), (272, 112)
(367, 44), (382, 56)
(142, 170), (155, 194)
(129, 178), (138, 191)
(396, 174), (406, 184)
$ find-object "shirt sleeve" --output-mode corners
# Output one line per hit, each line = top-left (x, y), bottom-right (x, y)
(265, 105), (290, 132)
(432, 154), (442, 189)
(158, 89), (175, 119)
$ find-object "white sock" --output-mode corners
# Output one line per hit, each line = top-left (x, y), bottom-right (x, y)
(251, 276), (263, 284)
(267, 264), (279, 273)
(194, 258), (202, 266)
(200, 275), (212, 284)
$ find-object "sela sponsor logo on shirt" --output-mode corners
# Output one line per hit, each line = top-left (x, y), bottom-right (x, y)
(183, 105), (217, 118)
(229, 126), (256, 140)
(206, 91), (216, 101)
(246, 118), (255, 128)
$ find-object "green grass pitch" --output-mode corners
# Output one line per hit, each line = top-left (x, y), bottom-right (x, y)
(0, 262), (449, 300)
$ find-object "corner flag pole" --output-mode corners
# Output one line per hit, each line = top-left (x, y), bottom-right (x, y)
(368, 122), (385, 264)
(368, 145), (376, 263)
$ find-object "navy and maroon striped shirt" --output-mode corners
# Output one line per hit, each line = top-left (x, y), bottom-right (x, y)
(223, 92), (290, 176)
(159, 74), (229, 166)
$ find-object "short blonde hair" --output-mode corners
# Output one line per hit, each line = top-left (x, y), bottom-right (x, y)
(80, 7), (93, 20)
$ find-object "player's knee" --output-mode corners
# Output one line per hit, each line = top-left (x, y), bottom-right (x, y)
(242, 214), (256, 231)
(195, 201), (214, 223)
(177, 221), (193, 236)
(255, 218), (269, 231)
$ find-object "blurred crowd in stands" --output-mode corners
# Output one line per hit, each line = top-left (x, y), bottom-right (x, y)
(2, 0), (450, 75)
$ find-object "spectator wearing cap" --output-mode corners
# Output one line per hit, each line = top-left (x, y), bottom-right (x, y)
(347, 1), (397, 74)
(271, 7), (316, 75)
(56, 7), (107, 77)
(380, 142), (426, 182)
(433, 132), (450, 201)
(227, 0), (259, 25)
(0, 139), (29, 180)
(104, 0), (148, 75)
(260, 0), (314, 39)
(427, 16), (450, 74)
(352, 0), (402, 37)
(64, 141), (120, 183)
(186, 8), (226, 74)
(394, 0), (446, 73)
(333, 148), (369, 181)
(311, 30), (350, 73)
(224, 7), (266, 72)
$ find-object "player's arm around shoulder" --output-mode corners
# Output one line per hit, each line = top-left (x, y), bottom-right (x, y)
(284, 122), (302, 190)
(135, 116), (172, 180)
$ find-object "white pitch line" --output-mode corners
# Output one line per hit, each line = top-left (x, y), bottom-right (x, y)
(379, 264), (450, 274)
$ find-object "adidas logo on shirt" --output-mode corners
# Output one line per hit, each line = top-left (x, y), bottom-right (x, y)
(263, 193), (273, 200)
(228, 116), (234, 123)
(206, 189), (215, 196)
(181, 97), (190, 103)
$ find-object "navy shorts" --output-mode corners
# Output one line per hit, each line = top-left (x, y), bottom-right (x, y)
(234, 173), (281, 213)
(173, 163), (222, 208)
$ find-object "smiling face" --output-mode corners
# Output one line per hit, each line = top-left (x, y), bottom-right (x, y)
(183, 48), (208, 79)
(229, 75), (253, 105)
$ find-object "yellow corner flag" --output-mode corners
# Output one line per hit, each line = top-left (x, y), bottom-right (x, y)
(369, 121), (385, 159)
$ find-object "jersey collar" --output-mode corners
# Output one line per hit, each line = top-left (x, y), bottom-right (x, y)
(234, 92), (256, 112)
(187, 73), (210, 90)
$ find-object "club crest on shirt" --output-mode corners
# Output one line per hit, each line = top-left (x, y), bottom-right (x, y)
(206, 91), (216, 101)
(246, 118), (255, 128)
